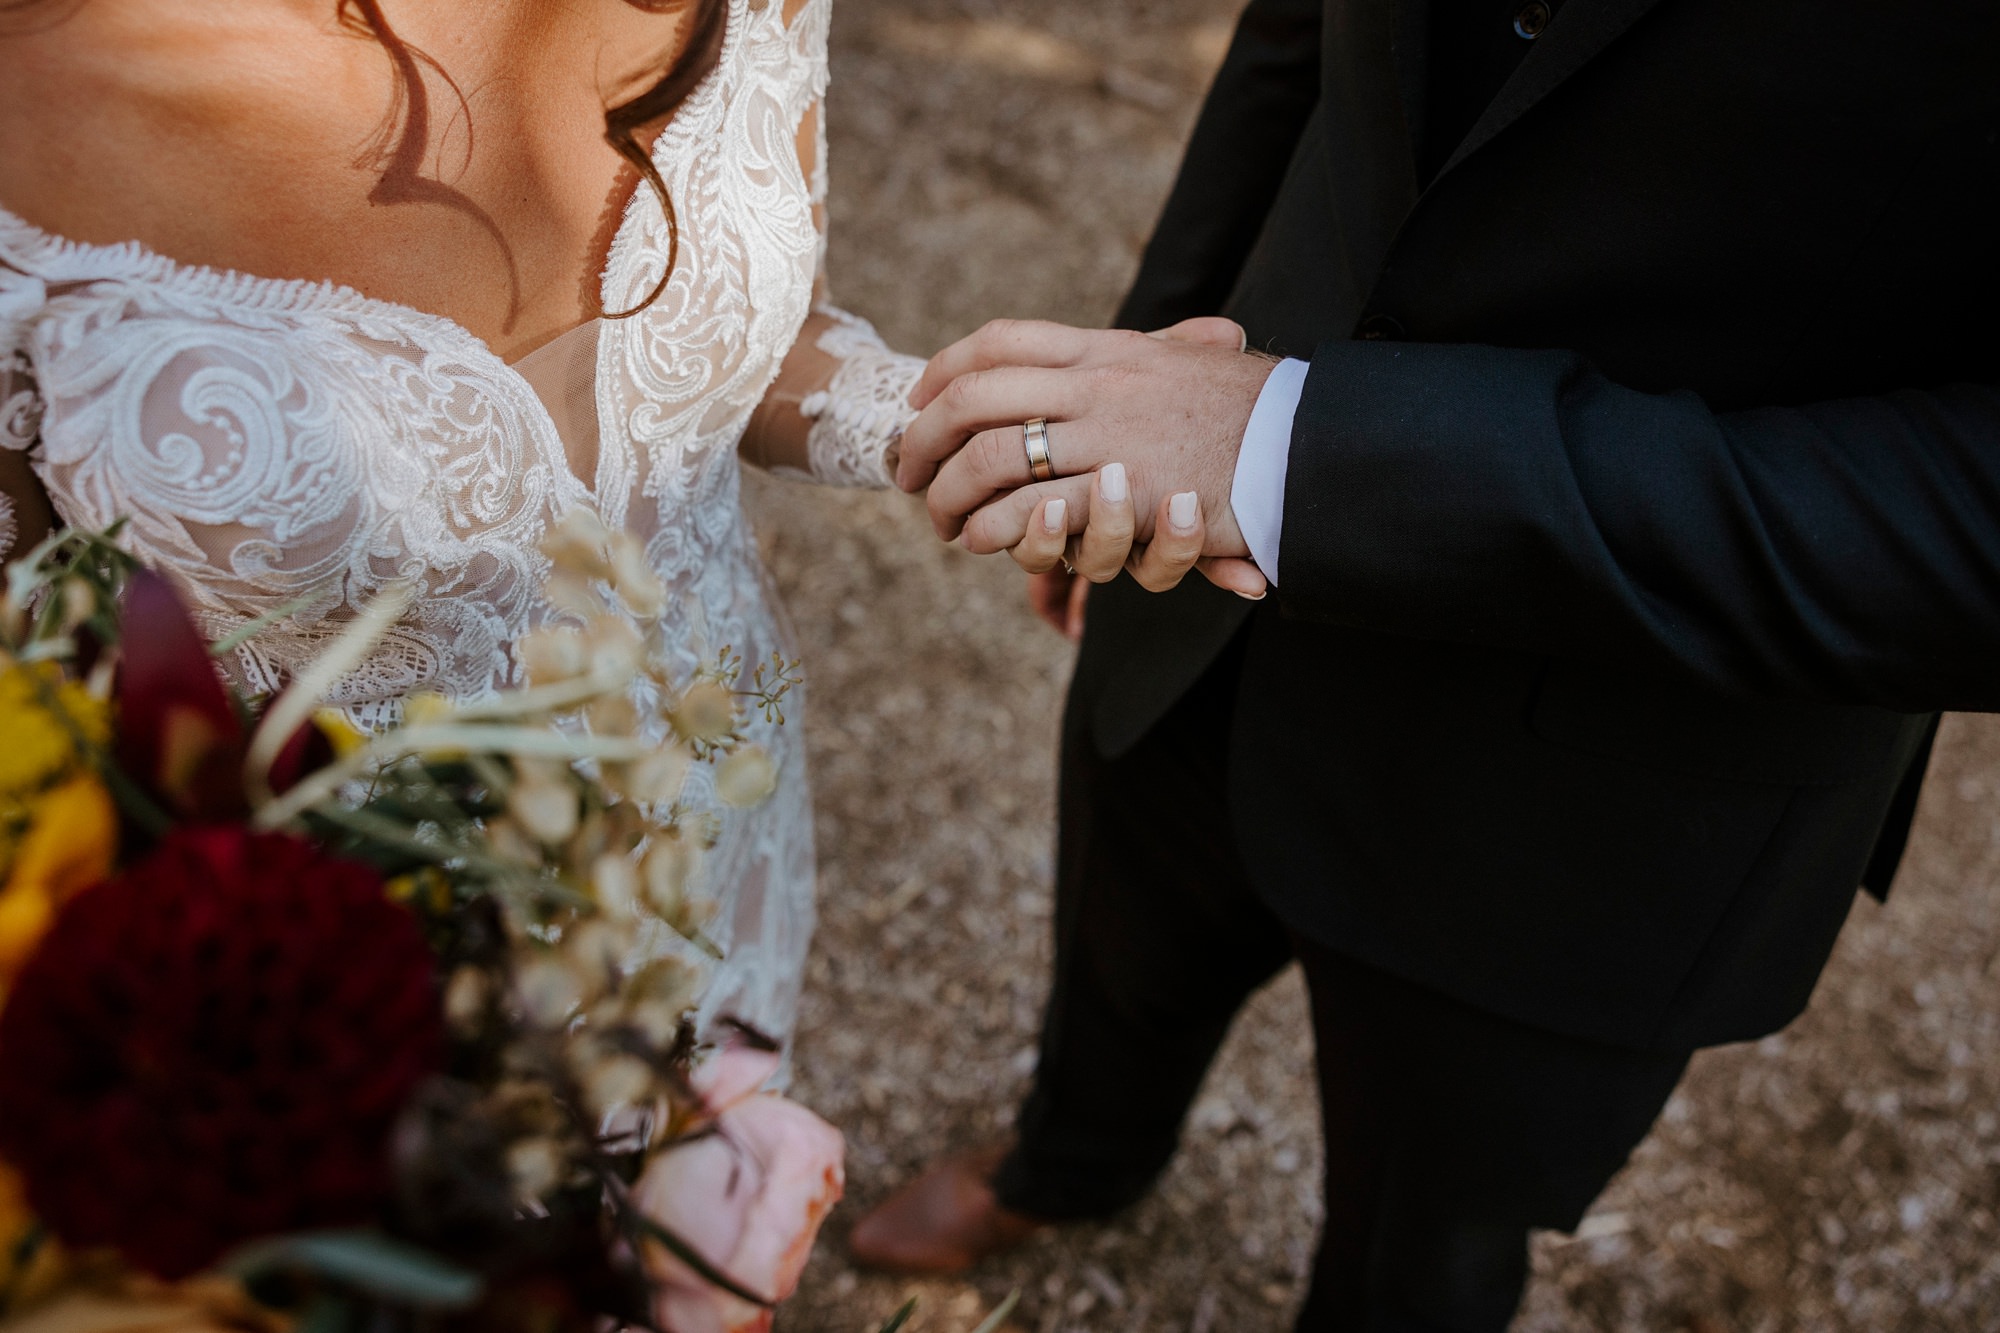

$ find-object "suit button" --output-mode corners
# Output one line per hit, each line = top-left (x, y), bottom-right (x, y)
(1357, 314), (1406, 341)
(1513, 1), (1553, 38)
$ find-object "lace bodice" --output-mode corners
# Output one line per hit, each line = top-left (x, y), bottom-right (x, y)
(0, 0), (922, 1045)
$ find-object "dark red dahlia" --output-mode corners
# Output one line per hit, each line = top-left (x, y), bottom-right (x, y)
(0, 827), (441, 1278)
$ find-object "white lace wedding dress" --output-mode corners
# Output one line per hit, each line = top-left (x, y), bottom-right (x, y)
(0, 0), (921, 1048)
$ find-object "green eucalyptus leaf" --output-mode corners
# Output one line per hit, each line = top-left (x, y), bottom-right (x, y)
(875, 1297), (918, 1333)
(224, 1229), (483, 1310)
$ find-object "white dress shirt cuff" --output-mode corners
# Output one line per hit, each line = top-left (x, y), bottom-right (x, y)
(1230, 356), (1308, 586)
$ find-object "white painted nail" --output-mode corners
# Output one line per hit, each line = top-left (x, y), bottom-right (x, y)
(1099, 462), (1128, 504)
(1043, 497), (1067, 534)
(1169, 491), (1198, 531)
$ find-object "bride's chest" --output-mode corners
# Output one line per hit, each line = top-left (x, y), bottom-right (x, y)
(18, 0), (826, 507)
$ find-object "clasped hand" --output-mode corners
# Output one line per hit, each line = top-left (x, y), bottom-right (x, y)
(894, 317), (1279, 603)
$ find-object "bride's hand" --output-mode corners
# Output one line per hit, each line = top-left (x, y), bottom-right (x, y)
(1006, 472), (1267, 595)
(1002, 317), (1268, 602)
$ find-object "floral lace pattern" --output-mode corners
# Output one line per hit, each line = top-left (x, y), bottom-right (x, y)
(0, 0), (868, 1048)
(800, 305), (924, 488)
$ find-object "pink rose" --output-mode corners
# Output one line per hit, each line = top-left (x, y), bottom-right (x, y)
(634, 1047), (845, 1333)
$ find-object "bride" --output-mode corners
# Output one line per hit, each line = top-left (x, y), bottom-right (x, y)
(0, 0), (1237, 1057)
(0, 0), (934, 1049)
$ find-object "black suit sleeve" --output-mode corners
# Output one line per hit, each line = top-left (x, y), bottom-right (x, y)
(1113, 0), (1323, 332)
(1278, 338), (2000, 712)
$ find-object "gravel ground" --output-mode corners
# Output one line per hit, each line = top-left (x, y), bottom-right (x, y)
(744, 1), (2000, 1328)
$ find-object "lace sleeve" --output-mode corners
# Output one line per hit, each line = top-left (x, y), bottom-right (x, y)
(794, 305), (924, 489)
(763, 72), (923, 490)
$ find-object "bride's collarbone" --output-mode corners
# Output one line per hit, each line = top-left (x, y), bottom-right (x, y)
(0, 0), (692, 356)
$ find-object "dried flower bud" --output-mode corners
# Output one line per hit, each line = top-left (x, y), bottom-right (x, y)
(563, 918), (627, 994)
(609, 534), (668, 619)
(587, 692), (640, 739)
(627, 958), (700, 1017)
(491, 1078), (567, 1135)
(486, 816), (541, 866)
(716, 745), (779, 808)
(443, 966), (491, 1034)
(641, 834), (699, 919)
(519, 626), (590, 683)
(614, 744), (692, 808)
(624, 997), (686, 1050)
(510, 775), (580, 846)
(565, 808), (611, 869)
(542, 508), (615, 578)
(669, 893), (719, 939)
(505, 1136), (566, 1205)
(669, 681), (738, 744)
(581, 1053), (657, 1121)
(581, 615), (646, 681)
(592, 851), (642, 920)
(543, 573), (600, 618)
(514, 955), (587, 1028)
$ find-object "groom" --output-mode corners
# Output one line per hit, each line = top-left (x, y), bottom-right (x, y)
(853, 1), (2000, 1328)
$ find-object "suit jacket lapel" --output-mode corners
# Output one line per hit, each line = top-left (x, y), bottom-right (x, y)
(1435, 0), (1667, 180)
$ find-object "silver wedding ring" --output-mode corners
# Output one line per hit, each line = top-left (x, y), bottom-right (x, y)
(1023, 417), (1054, 482)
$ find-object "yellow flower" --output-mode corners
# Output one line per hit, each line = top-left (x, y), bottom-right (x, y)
(0, 664), (110, 803)
(0, 776), (117, 1006)
(384, 866), (451, 915)
(313, 708), (368, 759)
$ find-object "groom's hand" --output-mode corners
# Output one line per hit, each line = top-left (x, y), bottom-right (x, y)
(895, 319), (1278, 560)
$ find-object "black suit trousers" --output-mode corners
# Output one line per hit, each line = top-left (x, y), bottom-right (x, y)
(995, 630), (1691, 1332)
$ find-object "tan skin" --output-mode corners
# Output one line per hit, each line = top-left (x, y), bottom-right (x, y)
(0, 0), (836, 556)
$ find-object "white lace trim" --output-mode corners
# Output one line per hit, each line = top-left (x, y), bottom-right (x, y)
(799, 305), (923, 488)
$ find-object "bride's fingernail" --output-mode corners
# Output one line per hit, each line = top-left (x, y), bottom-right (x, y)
(1237, 588), (1268, 601)
(1043, 497), (1067, 534)
(1169, 491), (1198, 532)
(1099, 462), (1128, 504)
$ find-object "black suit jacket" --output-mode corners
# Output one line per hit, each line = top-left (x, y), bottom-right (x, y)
(1077, 0), (1999, 1049)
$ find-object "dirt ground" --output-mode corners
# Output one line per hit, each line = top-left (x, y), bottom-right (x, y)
(745, 0), (2000, 1328)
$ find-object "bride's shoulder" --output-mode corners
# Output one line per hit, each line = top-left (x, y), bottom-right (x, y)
(0, 1), (382, 254)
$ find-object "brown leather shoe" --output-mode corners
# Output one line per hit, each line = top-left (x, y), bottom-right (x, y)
(847, 1144), (1049, 1274)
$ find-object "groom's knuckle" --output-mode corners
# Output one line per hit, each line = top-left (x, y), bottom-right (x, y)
(939, 370), (983, 412)
(979, 318), (1020, 350)
(972, 429), (1015, 478)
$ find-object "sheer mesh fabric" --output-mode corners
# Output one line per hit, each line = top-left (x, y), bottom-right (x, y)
(0, 0), (921, 1049)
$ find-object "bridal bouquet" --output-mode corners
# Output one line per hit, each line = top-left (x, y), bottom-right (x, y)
(0, 516), (834, 1333)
